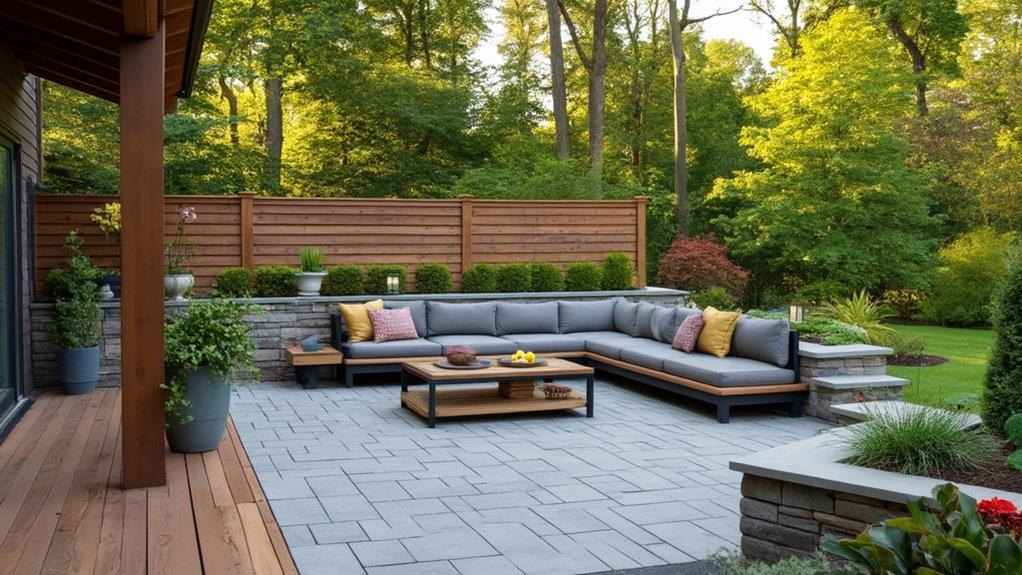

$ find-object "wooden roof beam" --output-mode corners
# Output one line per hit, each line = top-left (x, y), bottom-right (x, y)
(122, 0), (159, 38)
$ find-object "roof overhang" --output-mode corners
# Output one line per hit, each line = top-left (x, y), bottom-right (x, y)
(0, 0), (214, 113)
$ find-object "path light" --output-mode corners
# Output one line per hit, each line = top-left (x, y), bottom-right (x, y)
(789, 304), (804, 323)
(386, 272), (401, 295)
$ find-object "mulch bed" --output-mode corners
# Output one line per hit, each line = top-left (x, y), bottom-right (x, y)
(928, 444), (1022, 493)
(889, 354), (948, 367)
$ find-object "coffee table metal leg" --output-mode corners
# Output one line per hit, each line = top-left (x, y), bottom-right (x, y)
(428, 381), (437, 428)
(586, 374), (594, 417)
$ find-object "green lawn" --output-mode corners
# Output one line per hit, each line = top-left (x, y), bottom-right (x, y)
(888, 324), (995, 409)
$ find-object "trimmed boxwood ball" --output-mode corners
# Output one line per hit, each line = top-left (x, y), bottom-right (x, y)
(565, 261), (603, 291)
(414, 263), (452, 294)
(321, 265), (364, 296)
(495, 264), (532, 292)
(461, 263), (497, 293)
(983, 252), (1022, 436)
(254, 265), (298, 297)
(530, 262), (563, 292)
(365, 265), (405, 294)
(602, 252), (634, 290)
(213, 267), (254, 297)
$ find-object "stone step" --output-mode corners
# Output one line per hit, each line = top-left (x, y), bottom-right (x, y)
(830, 400), (983, 429)
(808, 374), (910, 390)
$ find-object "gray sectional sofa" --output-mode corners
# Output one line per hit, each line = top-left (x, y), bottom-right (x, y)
(330, 298), (807, 423)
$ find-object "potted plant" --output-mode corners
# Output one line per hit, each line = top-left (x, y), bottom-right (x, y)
(51, 231), (102, 395)
(295, 246), (327, 296)
(164, 205), (197, 300)
(163, 299), (258, 452)
(90, 201), (121, 297)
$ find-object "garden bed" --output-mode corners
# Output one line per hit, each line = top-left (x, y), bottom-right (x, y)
(921, 443), (1022, 493)
(888, 354), (947, 367)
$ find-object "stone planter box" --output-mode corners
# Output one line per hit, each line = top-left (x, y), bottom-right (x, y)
(798, 342), (908, 422)
(729, 426), (1022, 562)
(30, 287), (687, 389)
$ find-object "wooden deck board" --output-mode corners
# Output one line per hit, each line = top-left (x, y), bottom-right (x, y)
(0, 390), (297, 575)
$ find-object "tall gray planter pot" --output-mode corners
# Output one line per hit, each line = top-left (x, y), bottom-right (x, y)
(166, 366), (231, 453)
(57, 346), (100, 395)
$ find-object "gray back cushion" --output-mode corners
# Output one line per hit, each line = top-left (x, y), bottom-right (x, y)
(613, 300), (638, 334)
(496, 302), (559, 335)
(650, 307), (681, 344)
(383, 300), (427, 337)
(731, 316), (791, 367)
(633, 302), (658, 339)
(558, 300), (617, 333)
(426, 302), (497, 336)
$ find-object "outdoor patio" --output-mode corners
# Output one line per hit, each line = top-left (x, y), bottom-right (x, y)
(231, 376), (829, 575)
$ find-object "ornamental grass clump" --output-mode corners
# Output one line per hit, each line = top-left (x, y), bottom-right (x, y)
(843, 405), (999, 477)
(826, 289), (897, 346)
(299, 246), (325, 273)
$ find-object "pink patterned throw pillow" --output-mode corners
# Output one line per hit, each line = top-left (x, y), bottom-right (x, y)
(672, 313), (704, 353)
(368, 307), (419, 343)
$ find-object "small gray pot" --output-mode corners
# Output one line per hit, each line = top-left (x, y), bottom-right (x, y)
(296, 272), (327, 296)
(166, 366), (231, 453)
(57, 346), (100, 395)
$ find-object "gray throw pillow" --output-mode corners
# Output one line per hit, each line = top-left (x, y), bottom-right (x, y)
(613, 299), (639, 334)
(383, 300), (427, 337)
(426, 301), (497, 336)
(496, 302), (559, 335)
(633, 302), (658, 339)
(651, 307), (681, 343)
(731, 316), (791, 367)
(558, 299), (618, 333)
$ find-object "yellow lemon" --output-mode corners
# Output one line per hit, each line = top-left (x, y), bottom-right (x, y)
(524, 352), (536, 363)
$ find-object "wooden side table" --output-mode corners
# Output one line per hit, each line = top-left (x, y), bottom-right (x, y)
(285, 345), (343, 389)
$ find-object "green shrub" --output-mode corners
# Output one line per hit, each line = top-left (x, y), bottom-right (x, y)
(843, 405), (999, 476)
(254, 265), (298, 297)
(924, 227), (1015, 326)
(415, 263), (452, 294)
(299, 246), (325, 273)
(530, 263), (563, 292)
(707, 550), (853, 575)
(1006, 414), (1022, 447)
(44, 267), (74, 300)
(793, 279), (845, 306)
(827, 289), (897, 346)
(656, 234), (748, 301)
(795, 317), (870, 345)
(601, 252), (634, 290)
(365, 265), (405, 294)
(824, 483), (1022, 575)
(213, 267), (254, 297)
(51, 231), (101, 349)
(691, 287), (738, 311)
(321, 265), (364, 296)
(984, 250), (1022, 435)
(564, 261), (603, 291)
(461, 263), (497, 292)
(495, 263), (532, 292)
(891, 334), (925, 358)
(883, 288), (923, 319)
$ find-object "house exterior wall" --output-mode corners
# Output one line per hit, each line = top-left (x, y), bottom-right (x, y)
(0, 45), (40, 397)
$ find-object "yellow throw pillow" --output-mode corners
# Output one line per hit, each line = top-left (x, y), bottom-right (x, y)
(339, 299), (384, 343)
(696, 306), (741, 358)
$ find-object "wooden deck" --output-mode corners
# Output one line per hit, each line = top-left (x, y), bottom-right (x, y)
(0, 389), (298, 575)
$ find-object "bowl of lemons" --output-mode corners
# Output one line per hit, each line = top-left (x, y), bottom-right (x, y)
(499, 349), (547, 367)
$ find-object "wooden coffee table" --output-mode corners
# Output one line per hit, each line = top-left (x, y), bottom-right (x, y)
(400, 357), (595, 428)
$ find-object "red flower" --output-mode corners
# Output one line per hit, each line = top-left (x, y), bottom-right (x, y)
(978, 498), (1018, 516)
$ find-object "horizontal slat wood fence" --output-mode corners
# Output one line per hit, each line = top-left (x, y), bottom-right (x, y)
(34, 193), (647, 296)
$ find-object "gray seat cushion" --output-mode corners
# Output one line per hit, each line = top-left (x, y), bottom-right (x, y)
(558, 299), (618, 333)
(343, 338), (441, 359)
(561, 330), (633, 341)
(426, 302), (497, 336)
(585, 335), (658, 360)
(633, 302), (658, 339)
(496, 302), (559, 335)
(499, 333), (586, 353)
(427, 335), (518, 355)
(662, 354), (796, 388)
(618, 340), (681, 371)
(613, 300), (638, 334)
(383, 300), (427, 337)
(731, 316), (791, 367)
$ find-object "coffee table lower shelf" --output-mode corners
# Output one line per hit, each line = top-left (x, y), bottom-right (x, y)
(401, 387), (587, 420)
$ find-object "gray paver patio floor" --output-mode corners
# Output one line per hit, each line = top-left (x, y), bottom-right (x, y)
(230, 376), (829, 575)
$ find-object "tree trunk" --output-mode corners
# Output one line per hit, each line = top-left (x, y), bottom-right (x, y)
(264, 77), (283, 193)
(888, 17), (928, 117)
(218, 74), (239, 147)
(668, 0), (688, 236)
(588, 0), (608, 198)
(546, 0), (570, 160)
(419, 0), (432, 69)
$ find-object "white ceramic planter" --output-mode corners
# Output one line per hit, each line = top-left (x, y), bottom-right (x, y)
(164, 274), (194, 300)
(296, 272), (327, 297)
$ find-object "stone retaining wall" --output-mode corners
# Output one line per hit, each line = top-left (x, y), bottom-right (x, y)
(31, 289), (686, 389)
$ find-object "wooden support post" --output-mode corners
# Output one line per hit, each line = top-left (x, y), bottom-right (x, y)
(239, 192), (256, 270)
(120, 22), (167, 488)
(459, 195), (473, 283)
(634, 196), (647, 288)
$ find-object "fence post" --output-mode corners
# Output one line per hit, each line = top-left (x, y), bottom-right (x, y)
(459, 194), (473, 276)
(239, 192), (256, 270)
(634, 196), (647, 287)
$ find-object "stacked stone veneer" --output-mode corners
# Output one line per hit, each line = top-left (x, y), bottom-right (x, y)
(799, 343), (905, 422)
(739, 474), (905, 561)
(30, 290), (686, 389)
